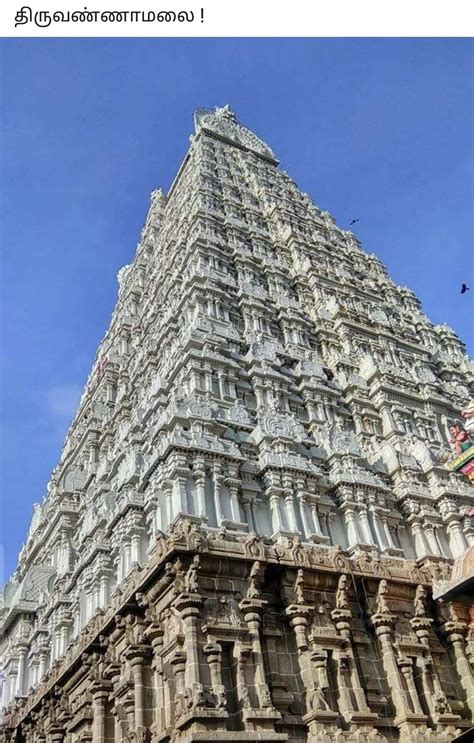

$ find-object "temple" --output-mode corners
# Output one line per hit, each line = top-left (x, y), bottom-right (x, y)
(1, 106), (473, 743)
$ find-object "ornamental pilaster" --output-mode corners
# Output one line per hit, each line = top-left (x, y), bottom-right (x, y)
(371, 611), (429, 739)
(239, 597), (280, 724)
(440, 614), (474, 716)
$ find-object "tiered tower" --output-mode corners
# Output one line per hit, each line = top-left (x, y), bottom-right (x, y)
(1, 106), (473, 743)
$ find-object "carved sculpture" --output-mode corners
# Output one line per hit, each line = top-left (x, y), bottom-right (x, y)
(246, 560), (262, 599)
(294, 568), (306, 605)
(375, 579), (390, 614)
(335, 574), (350, 610)
(184, 555), (200, 594)
(449, 424), (472, 456)
(413, 584), (427, 617)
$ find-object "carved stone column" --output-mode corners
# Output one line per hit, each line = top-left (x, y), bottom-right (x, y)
(239, 596), (280, 727)
(342, 505), (359, 548)
(331, 606), (377, 728)
(411, 614), (461, 732)
(441, 615), (474, 717)
(445, 516), (468, 557)
(409, 519), (429, 558)
(203, 640), (226, 709)
(285, 603), (338, 736)
(144, 623), (166, 736)
(91, 683), (111, 743)
(371, 611), (429, 740)
(269, 490), (284, 535)
(193, 466), (206, 520)
(123, 644), (151, 734)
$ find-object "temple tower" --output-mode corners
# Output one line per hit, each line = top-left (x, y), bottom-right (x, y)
(1, 106), (473, 742)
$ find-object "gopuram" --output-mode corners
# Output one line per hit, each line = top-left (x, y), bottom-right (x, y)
(1, 106), (474, 743)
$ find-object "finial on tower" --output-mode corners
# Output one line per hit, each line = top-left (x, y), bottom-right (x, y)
(193, 105), (277, 162)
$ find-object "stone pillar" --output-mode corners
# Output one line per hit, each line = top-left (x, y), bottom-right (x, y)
(227, 479), (242, 524)
(371, 612), (429, 738)
(171, 650), (187, 720)
(297, 495), (312, 539)
(193, 468), (206, 519)
(331, 607), (376, 724)
(442, 618), (474, 716)
(174, 592), (204, 709)
(343, 506), (359, 548)
(99, 573), (109, 607)
(212, 464), (224, 525)
(269, 492), (283, 534)
(446, 517), (468, 557)
(358, 506), (375, 545)
(370, 508), (387, 549)
(381, 516), (397, 550)
(410, 519), (429, 558)
(241, 497), (254, 530)
(423, 523), (441, 556)
(92, 685), (110, 742)
(38, 649), (48, 681)
(283, 489), (298, 533)
(130, 656), (146, 727)
(131, 531), (142, 564)
(15, 644), (28, 696)
(397, 655), (424, 715)
(203, 640), (226, 708)
(145, 626), (166, 734)
(174, 475), (188, 515)
(239, 598), (276, 713)
(286, 603), (337, 733)
(123, 639), (151, 732)
(309, 502), (324, 538)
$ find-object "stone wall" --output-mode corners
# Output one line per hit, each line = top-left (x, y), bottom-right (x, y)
(1, 520), (473, 742)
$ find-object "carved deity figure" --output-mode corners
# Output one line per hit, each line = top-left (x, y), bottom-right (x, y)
(375, 579), (390, 614)
(449, 424), (472, 456)
(307, 685), (331, 713)
(462, 399), (474, 436)
(336, 574), (350, 610)
(413, 584), (427, 617)
(246, 560), (262, 599)
(433, 689), (449, 714)
(294, 568), (306, 605)
(184, 555), (200, 593)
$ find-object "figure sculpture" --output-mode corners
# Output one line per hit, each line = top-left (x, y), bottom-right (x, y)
(336, 574), (350, 610)
(462, 399), (474, 435)
(413, 584), (427, 617)
(375, 579), (390, 614)
(184, 555), (200, 593)
(246, 560), (262, 599)
(449, 424), (472, 456)
(294, 568), (306, 605)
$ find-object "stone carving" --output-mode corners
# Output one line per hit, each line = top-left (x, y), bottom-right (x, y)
(413, 585), (427, 617)
(449, 424), (472, 456)
(184, 555), (200, 593)
(375, 580), (390, 615)
(294, 568), (306, 605)
(335, 574), (350, 610)
(242, 533), (265, 559)
(1, 106), (471, 742)
(462, 398), (474, 435)
(246, 560), (262, 599)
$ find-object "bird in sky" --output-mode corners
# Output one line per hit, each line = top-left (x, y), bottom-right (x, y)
(461, 283), (470, 294)
(349, 219), (359, 226)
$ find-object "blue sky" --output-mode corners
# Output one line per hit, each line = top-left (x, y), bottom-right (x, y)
(0, 38), (473, 582)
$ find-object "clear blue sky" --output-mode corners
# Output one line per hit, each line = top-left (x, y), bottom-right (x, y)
(0, 39), (473, 582)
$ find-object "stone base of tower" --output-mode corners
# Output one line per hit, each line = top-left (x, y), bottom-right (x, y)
(1, 520), (472, 743)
